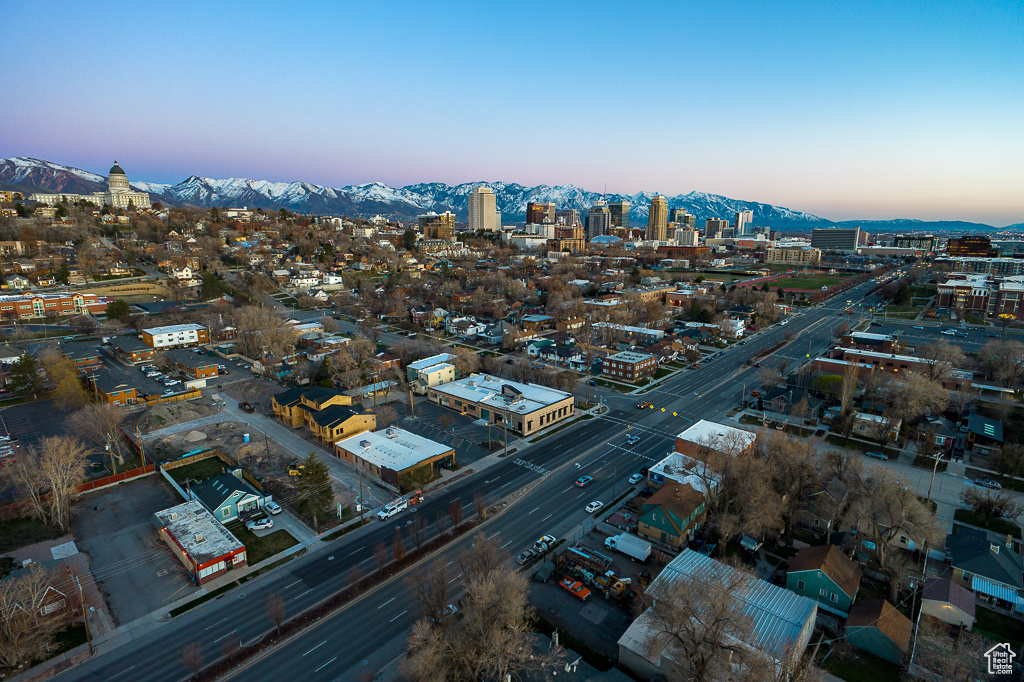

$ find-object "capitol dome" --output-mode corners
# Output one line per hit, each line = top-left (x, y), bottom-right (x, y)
(108, 161), (130, 191)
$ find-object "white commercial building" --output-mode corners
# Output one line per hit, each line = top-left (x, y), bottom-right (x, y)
(334, 427), (455, 488)
(140, 323), (209, 348)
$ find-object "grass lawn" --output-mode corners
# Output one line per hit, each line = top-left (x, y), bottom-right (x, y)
(594, 378), (634, 391)
(226, 525), (299, 564)
(819, 649), (902, 682)
(953, 509), (1023, 538)
(912, 454), (947, 473)
(0, 517), (67, 554)
(653, 367), (675, 379)
(167, 457), (228, 483)
(882, 311), (920, 319)
(771, 276), (850, 291)
(974, 606), (1024, 648)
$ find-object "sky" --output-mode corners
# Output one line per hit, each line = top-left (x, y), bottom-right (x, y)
(2, 1), (1022, 225)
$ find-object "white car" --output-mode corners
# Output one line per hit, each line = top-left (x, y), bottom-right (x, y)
(534, 535), (556, 551)
(264, 501), (283, 515)
(162, 379), (181, 386)
(246, 517), (273, 531)
(628, 473), (644, 484)
(585, 501), (604, 514)
(626, 435), (640, 445)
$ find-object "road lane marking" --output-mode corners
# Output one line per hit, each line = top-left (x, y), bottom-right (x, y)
(378, 596), (396, 609)
(304, 641), (327, 656)
(294, 589), (313, 600)
(528, 507), (540, 514)
(110, 666), (135, 679)
(448, 577), (459, 584)
(501, 539), (514, 548)
(314, 656), (338, 673)
(204, 615), (232, 631)
(542, 514), (553, 522)
(348, 548), (362, 556)
(390, 609), (408, 622)
(284, 580), (302, 588)
(213, 629), (237, 643)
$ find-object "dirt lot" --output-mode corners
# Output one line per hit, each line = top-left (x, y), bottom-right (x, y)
(129, 394), (223, 432)
(222, 377), (281, 414)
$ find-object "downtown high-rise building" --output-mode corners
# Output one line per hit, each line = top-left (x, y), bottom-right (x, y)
(586, 200), (611, 239)
(468, 186), (502, 232)
(417, 211), (456, 240)
(676, 229), (699, 246)
(526, 201), (556, 225)
(645, 195), (668, 241)
(609, 200), (630, 229)
(735, 209), (754, 235)
(704, 218), (730, 239)
(810, 227), (861, 253)
(555, 209), (581, 227)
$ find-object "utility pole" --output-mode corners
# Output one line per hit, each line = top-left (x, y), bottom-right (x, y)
(408, 387), (415, 417)
(358, 467), (364, 526)
(76, 576), (93, 655)
(612, 462), (617, 502)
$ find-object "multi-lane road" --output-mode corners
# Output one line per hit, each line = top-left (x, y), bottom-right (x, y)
(61, 280), (884, 681)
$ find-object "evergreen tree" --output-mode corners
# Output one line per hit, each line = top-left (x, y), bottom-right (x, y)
(295, 452), (333, 531)
(105, 299), (131, 321)
(8, 355), (39, 394)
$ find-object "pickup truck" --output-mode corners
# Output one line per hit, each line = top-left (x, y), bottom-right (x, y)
(559, 577), (591, 601)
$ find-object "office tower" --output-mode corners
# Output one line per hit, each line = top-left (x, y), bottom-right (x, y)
(946, 235), (993, 257)
(586, 200), (611, 239)
(555, 209), (581, 227)
(417, 211), (456, 240)
(704, 218), (729, 239)
(669, 208), (694, 227)
(734, 209), (754, 235)
(526, 201), (556, 225)
(468, 186), (502, 232)
(609, 200), (631, 229)
(677, 229), (698, 246)
(810, 227), (861, 253)
(645, 195), (668, 241)
(893, 234), (937, 251)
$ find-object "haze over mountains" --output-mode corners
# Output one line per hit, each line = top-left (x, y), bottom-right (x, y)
(1, 157), (1018, 231)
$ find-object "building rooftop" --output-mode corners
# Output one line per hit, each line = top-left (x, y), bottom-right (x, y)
(155, 500), (245, 565)
(787, 544), (863, 599)
(921, 577), (976, 617)
(336, 427), (452, 472)
(408, 353), (457, 371)
(676, 420), (756, 452)
(108, 335), (150, 352)
(142, 323), (207, 336)
(431, 373), (572, 415)
(606, 350), (656, 365)
(846, 600), (912, 653)
(647, 451), (716, 495)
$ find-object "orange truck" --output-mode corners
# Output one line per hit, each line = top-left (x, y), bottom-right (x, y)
(559, 577), (591, 601)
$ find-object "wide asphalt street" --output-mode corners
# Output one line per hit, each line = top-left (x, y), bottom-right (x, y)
(60, 280), (883, 682)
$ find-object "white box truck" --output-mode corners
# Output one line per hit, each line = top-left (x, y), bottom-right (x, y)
(604, 533), (651, 562)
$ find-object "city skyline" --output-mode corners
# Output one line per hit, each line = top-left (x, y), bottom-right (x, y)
(1, 1), (1021, 225)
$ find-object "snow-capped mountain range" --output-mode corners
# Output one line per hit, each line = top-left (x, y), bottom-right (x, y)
(0, 156), (1013, 230)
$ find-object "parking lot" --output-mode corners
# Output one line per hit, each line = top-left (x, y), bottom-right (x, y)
(71, 476), (196, 625)
(397, 400), (494, 465)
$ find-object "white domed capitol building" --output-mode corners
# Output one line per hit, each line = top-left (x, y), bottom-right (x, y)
(30, 161), (152, 209)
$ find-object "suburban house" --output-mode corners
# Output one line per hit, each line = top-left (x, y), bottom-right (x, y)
(637, 484), (707, 550)
(334, 427), (454, 490)
(602, 350), (657, 383)
(92, 372), (138, 405)
(537, 345), (585, 370)
(108, 335), (156, 365)
(480, 320), (516, 345)
(526, 339), (555, 357)
(963, 413), (1004, 456)
(920, 577), (976, 630)
(167, 349), (219, 381)
(0, 559), (73, 621)
(945, 528), (1024, 613)
(189, 467), (267, 523)
(155, 500), (247, 585)
(785, 544), (862, 617)
(618, 549), (817, 681)
(851, 412), (902, 442)
(845, 599), (912, 665)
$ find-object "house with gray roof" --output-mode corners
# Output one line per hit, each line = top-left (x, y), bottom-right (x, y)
(945, 528), (1024, 613)
(190, 468), (267, 523)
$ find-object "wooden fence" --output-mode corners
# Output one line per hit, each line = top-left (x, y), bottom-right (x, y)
(145, 389), (202, 406)
(76, 464), (156, 493)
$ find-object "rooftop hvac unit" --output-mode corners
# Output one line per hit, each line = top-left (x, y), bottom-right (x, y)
(194, 533), (204, 542)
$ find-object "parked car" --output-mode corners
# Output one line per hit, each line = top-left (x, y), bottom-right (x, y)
(162, 379), (181, 386)
(264, 501), (283, 515)
(628, 473), (644, 484)
(246, 517), (274, 531)
(575, 476), (593, 487)
(534, 535), (556, 552)
(739, 535), (762, 552)
(239, 402), (255, 412)
(515, 549), (537, 565)
(865, 451), (888, 460)
(976, 478), (1002, 489)
(585, 501), (604, 514)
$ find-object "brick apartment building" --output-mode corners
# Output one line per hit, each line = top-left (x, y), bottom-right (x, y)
(141, 323), (210, 349)
(603, 351), (657, 382)
(0, 291), (106, 319)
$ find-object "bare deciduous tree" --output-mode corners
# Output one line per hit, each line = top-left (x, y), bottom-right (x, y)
(68, 403), (128, 468)
(409, 515), (426, 549)
(0, 565), (68, 669)
(918, 339), (964, 381)
(374, 404), (399, 428)
(434, 511), (447, 538)
(960, 487), (1024, 522)
(392, 528), (407, 562)
(373, 541), (390, 571)
(472, 491), (488, 520)
(265, 592), (286, 637)
(181, 641), (205, 680)
(448, 499), (464, 528)
(409, 558), (451, 624)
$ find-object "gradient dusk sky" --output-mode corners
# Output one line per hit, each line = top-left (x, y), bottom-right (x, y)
(2, 1), (1022, 224)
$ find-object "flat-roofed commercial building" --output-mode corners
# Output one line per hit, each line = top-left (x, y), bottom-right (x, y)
(335, 427), (455, 489)
(141, 323), (210, 348)
(766, 246), (820, 265)
(428, 374), (574, 437)
(154, 500), (246, 585)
